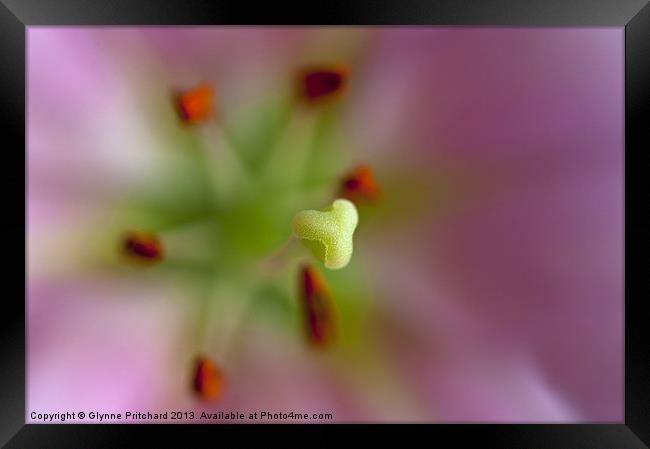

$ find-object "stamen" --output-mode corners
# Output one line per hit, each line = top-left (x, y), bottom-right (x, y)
(300, 264), (338, 348)
(340, 164), (381, 203)
(192, 356), (225, 401)
(174, 83), (215, 124)
(123, 231), (164, 263)
(297, 65), (349, 103)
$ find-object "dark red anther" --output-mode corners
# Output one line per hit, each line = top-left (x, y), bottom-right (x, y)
(300, 264), (338, 348)
(192, 356), (225, 401)
(123, 231), (164, 263)
(340, 164), (381, 204)
(298, 65), (349, 103)
(174, 83), (215, 124)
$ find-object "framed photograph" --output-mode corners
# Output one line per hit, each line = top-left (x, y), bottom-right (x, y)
(2, 0), (648, 445)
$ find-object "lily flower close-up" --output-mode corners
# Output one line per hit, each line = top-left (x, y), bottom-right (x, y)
(27, 27), (623, 422)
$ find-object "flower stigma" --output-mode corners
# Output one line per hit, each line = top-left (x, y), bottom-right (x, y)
(292, 199), (359, 270)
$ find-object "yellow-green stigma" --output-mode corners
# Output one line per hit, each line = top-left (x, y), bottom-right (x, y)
(292, 198), (359, 270)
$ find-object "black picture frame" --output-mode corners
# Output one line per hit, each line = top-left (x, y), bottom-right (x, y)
(2, 0), (648, 446)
